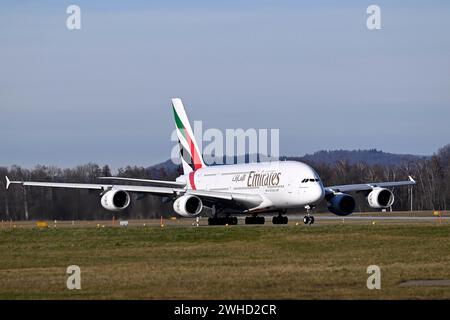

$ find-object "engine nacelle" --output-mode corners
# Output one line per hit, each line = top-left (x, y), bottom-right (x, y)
(327, 192), (356, 216)
(101, 189), (131, 211)
(173, 195), (203, 217)
(367, 187), (394, 209)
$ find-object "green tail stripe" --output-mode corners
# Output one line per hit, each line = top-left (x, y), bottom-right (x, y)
(172, 106), (187, 141)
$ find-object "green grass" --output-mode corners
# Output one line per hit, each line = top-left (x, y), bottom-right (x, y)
(0, 224), (449, 299)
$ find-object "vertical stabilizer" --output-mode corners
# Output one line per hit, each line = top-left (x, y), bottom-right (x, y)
(171, 98), (205, 174)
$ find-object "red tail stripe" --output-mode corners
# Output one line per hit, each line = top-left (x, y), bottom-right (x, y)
(185, 130), (203, 170)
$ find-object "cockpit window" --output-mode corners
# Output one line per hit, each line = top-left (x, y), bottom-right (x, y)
(302, 178), (320, 183)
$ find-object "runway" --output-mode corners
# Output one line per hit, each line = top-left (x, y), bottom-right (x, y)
(257, 213), (448, 225)
(290, 215), (449, 221)
(2, 211), (447, 229)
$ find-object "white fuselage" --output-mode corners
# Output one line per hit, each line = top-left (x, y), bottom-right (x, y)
(185, 161), (325, 210)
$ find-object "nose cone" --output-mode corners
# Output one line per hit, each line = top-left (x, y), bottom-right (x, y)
(311, 183), (325, 204)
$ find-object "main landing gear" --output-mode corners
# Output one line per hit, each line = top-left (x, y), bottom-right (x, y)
(245, 215), (265, 224)
(208, 216), (238, 225)
(272, 211), (288, 225)
(303, 205), (315, 225)
(208, 206), (238, 225)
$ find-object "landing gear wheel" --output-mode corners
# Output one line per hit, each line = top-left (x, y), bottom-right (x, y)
(304, 205), (316, 225)
(208, 217), (218, 225)
(208, 216), (238, 225)
(303, 215), (315, 225)
(245, 216), (265, 224)
(273, 215), (288, 225)
(303, 216), (310, 225)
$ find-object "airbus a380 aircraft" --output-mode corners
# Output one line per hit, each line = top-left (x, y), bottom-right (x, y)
(6, 99), (416, 225)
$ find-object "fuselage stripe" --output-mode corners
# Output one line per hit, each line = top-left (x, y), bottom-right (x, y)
(189, 171), (197, 190)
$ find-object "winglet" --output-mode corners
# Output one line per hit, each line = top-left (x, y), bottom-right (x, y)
(408, 175), (415, 183)
(5, 176), (10, 190)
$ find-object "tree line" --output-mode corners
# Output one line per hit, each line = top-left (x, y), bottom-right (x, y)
(1, 145), (449, 220)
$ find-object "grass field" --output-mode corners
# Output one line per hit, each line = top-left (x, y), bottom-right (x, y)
(1, 221), (450, 299)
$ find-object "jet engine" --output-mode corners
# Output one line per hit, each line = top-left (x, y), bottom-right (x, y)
(327, 192), (356, 216)
(367, 187), (394, 209)
(173, 195), (203, 217)
(101, 189), (131, 211)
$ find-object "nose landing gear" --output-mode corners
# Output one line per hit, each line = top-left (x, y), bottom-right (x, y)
(303, 215), (315, 225)
(303, 205), (315, 225)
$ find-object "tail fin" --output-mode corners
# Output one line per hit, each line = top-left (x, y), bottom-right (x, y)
(171, 98), (206, 174)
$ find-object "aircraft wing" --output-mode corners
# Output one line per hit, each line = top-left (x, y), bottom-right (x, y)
(97, 176), (186, 188)
(5, 176), (180, 196)
(5, 176), (263, 210)
(325, 176), (416, 193)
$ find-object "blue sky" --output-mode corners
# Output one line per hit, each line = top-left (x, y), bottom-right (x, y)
(1, 1), (449, 170)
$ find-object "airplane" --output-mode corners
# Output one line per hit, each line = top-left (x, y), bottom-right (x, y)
(5, 98), (416, 225)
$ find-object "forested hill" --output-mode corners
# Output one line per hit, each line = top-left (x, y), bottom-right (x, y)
(148, 149), (429, 176)
(283, 149), (429, 166)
